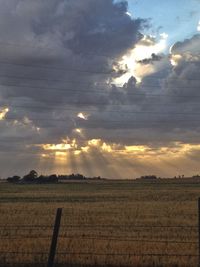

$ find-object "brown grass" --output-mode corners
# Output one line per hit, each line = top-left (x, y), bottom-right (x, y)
(0, 179), (199, 267)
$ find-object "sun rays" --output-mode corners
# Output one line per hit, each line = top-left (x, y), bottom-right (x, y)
(36, 137), (200, 179)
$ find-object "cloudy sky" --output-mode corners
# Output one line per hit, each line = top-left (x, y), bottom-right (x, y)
(0, 0), (200, 179)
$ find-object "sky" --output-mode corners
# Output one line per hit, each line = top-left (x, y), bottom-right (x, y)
(128, 0), (200, 47)
(0, 0), (200, 179)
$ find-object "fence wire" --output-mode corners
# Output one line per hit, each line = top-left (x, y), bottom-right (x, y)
(0, 215), (199, 266)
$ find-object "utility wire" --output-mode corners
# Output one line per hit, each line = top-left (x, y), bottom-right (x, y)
(1, 80), (200, 99)
(3, 104), (200, 116)
(0, 59), (199, 82)
(0, 59), (114, 75)
(2, 117), (200, 125)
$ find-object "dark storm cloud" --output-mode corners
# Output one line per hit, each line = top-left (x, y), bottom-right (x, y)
(75, 30), (200, 145)
(137, 53), (163, 64)
(1, 1), (200, 178)
(0, 0), (147, 152)
(66, 0), (145, 56)
(166, 34), (200, 99)
(171, 34), (200, 56)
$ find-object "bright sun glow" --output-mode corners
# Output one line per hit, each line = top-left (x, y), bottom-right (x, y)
(170, 54), (182, 66)
(43, 143), (72, 151)
(42, 140), (200, 158)
(125, 145), (149, 153)
(39, 137), (200, 177)
(77, 112), (88, 120)
(88, 139), (101, 146)
(0, 107), (9, 120)
(42, 138), (78, 152)
(134, 34), (168, 62)
(114, 33), (168, 85)
(75, 128), (82, 134)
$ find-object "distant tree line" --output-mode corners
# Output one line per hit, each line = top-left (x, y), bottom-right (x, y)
(192, 174), (200, 178)
(7, 170), (101, 184)
(7, 170), (58, 184)
(58, 173), (86, 180)
(139, 175), (158, 180)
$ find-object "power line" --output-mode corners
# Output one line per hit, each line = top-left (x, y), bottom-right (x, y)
(0, 72), (199, 95)
(141, 75), (200, 83)
(0, 59), (114, 75)
(4, 103), (200, 116)
(0, 40), (120, 59)
(1, 118), (200, 133)
(0, 73), (111, 85)
(2, 117), (200, 125)
(0, 59), (199, 82)
(3, 102), (200, 113)
(3, 98), (200, 108)
(1, 80), (200, 99)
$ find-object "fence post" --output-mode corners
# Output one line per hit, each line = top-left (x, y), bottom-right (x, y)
(198, 198), (200, 267)
(47, 208), (62, 267)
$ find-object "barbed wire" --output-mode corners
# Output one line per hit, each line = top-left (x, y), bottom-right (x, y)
(0, 251), (198, 257)
(0, 234), (197, 244)
(0, 224), (198, 229)
(0, 251), (48, 255)
(57, 252), (199, 257)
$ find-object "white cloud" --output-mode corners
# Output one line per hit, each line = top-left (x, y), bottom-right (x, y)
(113, 34), (168, 84)
(125, 11), (132, 17)
(160, 32), (169, 39)
(197, 20), (200, 31)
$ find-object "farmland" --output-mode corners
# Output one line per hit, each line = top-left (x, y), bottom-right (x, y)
(0, 179), (200, 267)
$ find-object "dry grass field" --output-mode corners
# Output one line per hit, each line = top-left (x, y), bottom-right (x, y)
(0, 179), (200, 267)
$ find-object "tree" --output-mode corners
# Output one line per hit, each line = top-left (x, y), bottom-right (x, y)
(7, 176), (20, 183)
(140, 175), (157, 180)
(23, 170), (38, 182)
(37, 174), (58, 183)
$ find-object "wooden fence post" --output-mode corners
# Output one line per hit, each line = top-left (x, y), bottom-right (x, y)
(198, 198), (200, 267)
(47, 208), (62, 267)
